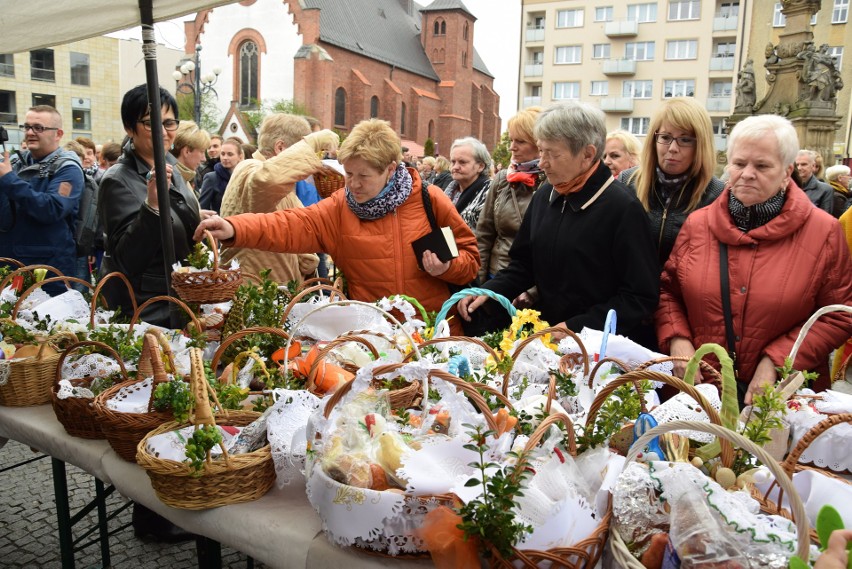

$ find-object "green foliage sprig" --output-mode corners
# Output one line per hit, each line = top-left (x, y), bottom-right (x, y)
(185, 242), (212, 270)
(457, 424), (532, 559)
(152, 381), (192, 423)
(223, 269), (291, 362)
(577, 381), (649, 452)
(184, 425), (223, 476)
(87, 324), (144, 365)
(777, 356), (818, 387)
(0, 319), (36, 345)
(734, 384), (787, 475)
(553, 369), (578, 399)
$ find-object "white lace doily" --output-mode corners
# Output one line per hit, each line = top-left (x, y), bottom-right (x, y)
(17, 289), (90, 326)
(287, 299), (395, 341)
(105, 376), (175, 413)
(267, 389), (321, 486)
(649, 383), (721, 443)
(144, 424), (243, 463)
(56, 379), (94, 400)
(61, 353), (122, 382)
(786, 406), (852, 472)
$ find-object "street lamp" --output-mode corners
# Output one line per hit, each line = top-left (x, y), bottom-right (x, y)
(172, 45), (221, 126)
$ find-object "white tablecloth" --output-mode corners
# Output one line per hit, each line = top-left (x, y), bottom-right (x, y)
(0, 405), (432, 569)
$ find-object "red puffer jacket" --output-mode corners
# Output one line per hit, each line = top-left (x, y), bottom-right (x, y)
(225, 168), (479, 330)
(656, 182), (852, 387)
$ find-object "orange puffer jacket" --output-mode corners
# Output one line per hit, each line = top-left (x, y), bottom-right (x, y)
(225, 168), (480, 324)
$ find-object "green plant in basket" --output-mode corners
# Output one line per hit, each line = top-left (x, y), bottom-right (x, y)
(185, 242), (213, 270)
(184, 425), (223, 477)
(577, 381), (649, 452)
(86, 324), (144, 367)
(457, 423), (532, 559)
(153, 381), (193, 423)
(222, 269), (291, 363)
(778, 356), (819, 388)
(733, 384), (787, 475)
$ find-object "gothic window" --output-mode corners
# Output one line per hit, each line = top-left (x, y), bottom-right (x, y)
(370, 96), (379, 118)
(434, 21), (440, 35)
(334, 87), (346, 127)
(441, 21), (446, 34)
(462, 51), (468, 67)
(463, 22), (469, 40)
(428, 120), (434, 139)
(239, 41), (259, 108)
(400, 102), (407, 135)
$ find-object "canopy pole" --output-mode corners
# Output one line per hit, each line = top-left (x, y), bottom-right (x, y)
(140, 0), (180, 328)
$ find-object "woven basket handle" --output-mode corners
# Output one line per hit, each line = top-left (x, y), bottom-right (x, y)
(789, 304), (852, 368)
(0, 263), (64, 292)
(0, 257), (24, 268)
(189, 347), (232, 469)
(584, 369), (734, 468)
(280, 299), (421, 372)
(300, 276), (344, 291)
(401, 335), (498, 364)
(307, 334), (379, 393)
(90, 271), (137, 327)
(11, 276), (96, 319)
(229, 349), (270, 387)
(634, 356), (723, 386)
(434, 287), (517, 329)
(279, 284), (347, 325)
(625, 420), (810, 562)
(140, 331), (172, 413)
(782, 412), (852, 477)
(321, 361), (417, 418)
(127, 295), (202, 335)
(209, 326), (290, 374)
(54, 340), (130, 386)
(502, 324), (589, 397)
(522, 411), (578, 459)
(588, 356), (632, 389)
(429, 368), (514, 414)
(200, 229), (222, 272)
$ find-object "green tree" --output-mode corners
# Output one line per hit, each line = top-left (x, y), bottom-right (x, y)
(176, 91), (222, 133)
(491, 130), (510, 168)
(243, 98), (311, 132)
(424, 137), (435, 157)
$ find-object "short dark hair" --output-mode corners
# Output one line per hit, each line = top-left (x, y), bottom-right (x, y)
(101, 141), (122, 162)
(75, 137), (96, 153)
(120, 84), (178, 132)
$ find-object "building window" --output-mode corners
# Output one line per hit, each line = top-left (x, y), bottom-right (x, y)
(625, 41), (655, 61)
(441, 21), (446, 34)
(555, 45), (582, 64)
(621, 117), (650, 135)
(669, 0), (701, 20)
(719, 2), (739, 18)
(590, 81), (609, 96)
(462, 51), (468, 67)
(530, 84), (542, 98)
(628, 3), (658, 22)
(370, 96), (379, 118)
(400, 102), (406, 135)
(833, 0), (849, 23)
(463, 22), (469, 40)
(70, 52), (90, 86)
(556, 9), (584, 28)
(592, 44), (611, 59)
(715, 41), (736, 57)
(239, 41), (259, 108)
(553, 82), (580, 100)
(30, 48), (55, 82)
(712, 119), (727, 136)
(32, 93), (55, 108)
(830, 46), (844, 70)
(0, 54), (13, 78)
(0, 90), (16, 124)
(428, 120), (434, 140)
(334, 87), (346, 127)
(664, 79), (695, 97)
(623, 80), (653, 99)
(711, 80), (733, 97)
(72, 97), (91, 132)
(434, 21), (439, 35)
(773, 3), (786, 27)
(666, 39), (698, 60)
(595, 6), (614, 21)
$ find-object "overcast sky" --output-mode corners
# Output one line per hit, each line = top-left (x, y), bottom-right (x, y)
(112, 0), (521, 126)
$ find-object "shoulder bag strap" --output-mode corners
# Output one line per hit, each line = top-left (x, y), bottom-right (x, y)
(421, 183), (440, 231)
(719, 242), (738, 370)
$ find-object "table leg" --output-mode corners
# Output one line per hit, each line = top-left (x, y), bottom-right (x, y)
(95, 478), (111, 568)
(196, 535), (222, 569)
(51, 458), (75, 569)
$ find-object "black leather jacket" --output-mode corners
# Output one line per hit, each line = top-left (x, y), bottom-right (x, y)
(97, 144), (201, 326)
(619, 167), (724, 267)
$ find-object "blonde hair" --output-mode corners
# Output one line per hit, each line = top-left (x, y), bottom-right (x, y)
(507, 106), (542, 146)
(63, 140), (85, 160)
(258, 113), (310, 156)
(627, 97), (716, 212)
(170, 120), (211, 158)
(606, 130), (642, 161)
(435, 155), (450, 173)
(337, 119), (402, 171)
(421, 156), (436, 168)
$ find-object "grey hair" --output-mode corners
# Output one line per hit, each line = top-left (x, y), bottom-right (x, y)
(534, 101), (606, 161)
(728, 114), (799, 167)
(450, 137), (492, 170)
(825, 164), (850, 182)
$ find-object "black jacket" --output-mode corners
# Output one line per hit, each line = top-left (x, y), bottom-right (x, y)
(619, 167), (724, 268)
(432, 171), (453, 190)
(97, 144), (201, 326)
(800, 174), (835, 216)
(483, 161), (659, 346)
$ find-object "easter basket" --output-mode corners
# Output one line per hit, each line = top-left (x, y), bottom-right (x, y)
(171, 230), (243, 304)
(136, 347), (275, 509)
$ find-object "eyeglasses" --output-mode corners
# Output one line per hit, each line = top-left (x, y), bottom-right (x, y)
(19, 124), (58, 134)
(654, 132), (697, 147)
(137, 119), (181, 132)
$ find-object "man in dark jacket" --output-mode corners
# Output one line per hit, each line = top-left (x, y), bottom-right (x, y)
(796, 149), (834, 215)
(0, 105), (83, 293)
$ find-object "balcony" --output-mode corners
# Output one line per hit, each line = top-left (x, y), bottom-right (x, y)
(525, 27), (545, 42)
(0, 112), (16, 124)
(714, 134), (727, 151)
(600, 97), (634, 112)
(604, 19), (639, 37)
(0, 63), (13, 77)
(706, 96), (732, 112)
(524, 63), (543, 77)
(31, 66), (55, 82)
(713, 15), (738, 32)
(709, 56), (735, 71)
(523, 96), (542, 108)
(602, 59), (637, 75)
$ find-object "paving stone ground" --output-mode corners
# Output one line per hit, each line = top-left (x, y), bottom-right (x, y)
(0, 439), (266, 568)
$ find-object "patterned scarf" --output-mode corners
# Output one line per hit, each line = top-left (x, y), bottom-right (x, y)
(655, 167), (691, 204)
(728, 188), (786, 232)
(345, 163), (412, 220)
(506, 158), (543, 187)
(552, 160), (600, 196)
(175, 161), (197, 185)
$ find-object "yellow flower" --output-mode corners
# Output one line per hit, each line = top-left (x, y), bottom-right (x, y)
(499, 309), (557, 354)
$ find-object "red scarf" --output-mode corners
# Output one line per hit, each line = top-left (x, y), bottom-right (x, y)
(552, 161), (600, 196)
(506, 170), (538, 187)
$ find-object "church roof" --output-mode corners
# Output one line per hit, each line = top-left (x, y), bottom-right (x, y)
(419, 0), (475, 19)
(303, 0), (492, 80)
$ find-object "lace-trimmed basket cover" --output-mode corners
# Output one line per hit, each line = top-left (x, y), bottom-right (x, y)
(305, 364), (504, 557)
(136, 347), (275, 510)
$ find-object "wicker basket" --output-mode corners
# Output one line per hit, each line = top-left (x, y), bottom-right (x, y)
(51, 341), (130, 439)
(501, 324), (590, 398)
(137, 347), (275, 510)
(92, 331), (178, 461)
(0, 263), (65, 292)
(314, 168), (345, 199)
(609, 420), (811, 568)
(171, 230), (243, 304)
(278, 283), (347, 326)
(126, 295), (202, 336)
(0, 338), (65, 407)
(89, 271), (138, 326)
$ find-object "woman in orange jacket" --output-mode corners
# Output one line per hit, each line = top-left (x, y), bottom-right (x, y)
(194, 119), (480, 329)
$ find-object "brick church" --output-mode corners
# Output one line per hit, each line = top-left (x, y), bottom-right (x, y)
(184, 0), (501, 156)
